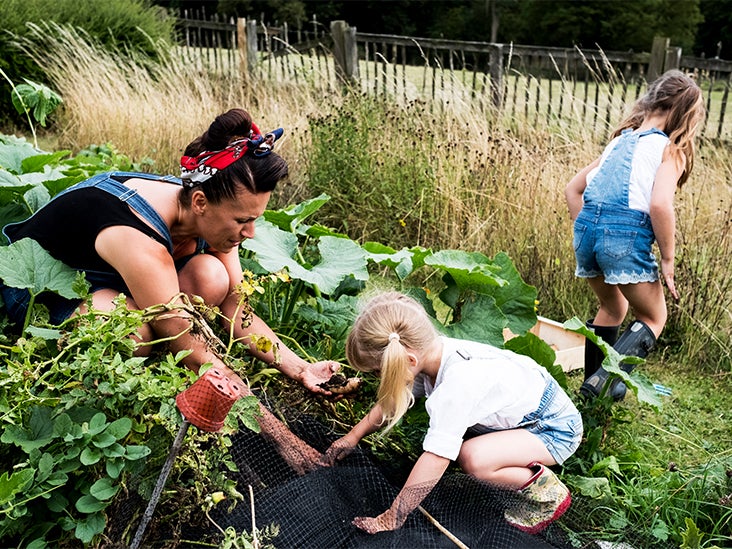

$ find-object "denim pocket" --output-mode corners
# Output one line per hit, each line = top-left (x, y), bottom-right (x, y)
(572, 223), (587, 252)
(603, 228), (637, 259)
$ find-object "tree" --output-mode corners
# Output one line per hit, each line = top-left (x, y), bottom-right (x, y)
(696, 0), (732, 58)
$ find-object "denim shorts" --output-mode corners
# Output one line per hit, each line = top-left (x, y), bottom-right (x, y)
(573, 204), (659, 284)
(464, 373), (582, 465)
(1, 284), (82, 326)
(516, 374), (583, 465)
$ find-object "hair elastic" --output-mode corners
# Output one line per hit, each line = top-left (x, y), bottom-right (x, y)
(388, 333), (400, 343)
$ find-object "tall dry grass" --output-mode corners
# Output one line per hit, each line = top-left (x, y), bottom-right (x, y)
(17, 23), (732, 371)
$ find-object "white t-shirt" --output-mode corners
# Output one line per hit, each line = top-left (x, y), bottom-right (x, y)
(585, 130), (669, 213)
(413, 337), (548, 461)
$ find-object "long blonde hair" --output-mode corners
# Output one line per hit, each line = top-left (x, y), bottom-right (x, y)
(346, 292), (440, 432)
(612, 69), (705, 188)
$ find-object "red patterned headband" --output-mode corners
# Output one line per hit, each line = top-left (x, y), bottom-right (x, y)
(180, 123), (284, 187)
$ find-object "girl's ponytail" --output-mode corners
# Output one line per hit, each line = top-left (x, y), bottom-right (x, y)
(346, 292), (441, 433)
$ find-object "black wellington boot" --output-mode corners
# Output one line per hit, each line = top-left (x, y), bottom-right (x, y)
(583, 319), (621, 381)
(580, 320), (656, 401)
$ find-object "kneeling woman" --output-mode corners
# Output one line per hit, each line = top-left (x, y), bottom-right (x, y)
(322, 292), (583, 534)
(2, 109), (338, 469)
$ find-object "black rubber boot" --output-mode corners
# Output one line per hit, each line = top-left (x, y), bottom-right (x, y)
(580, 320), (656, 401)
(583, 319), (620, 380)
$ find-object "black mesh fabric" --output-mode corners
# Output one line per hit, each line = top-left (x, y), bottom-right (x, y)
(124, 396), (679, 549)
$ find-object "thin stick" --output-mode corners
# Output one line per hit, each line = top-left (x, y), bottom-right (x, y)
(418, 505), (470, 549)
(249, 485), (259, 549)
(130, 420), (190, 549)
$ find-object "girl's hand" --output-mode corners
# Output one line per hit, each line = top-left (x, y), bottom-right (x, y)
(319, 436), (357, 466)
(660, 257), (679, 301)
(353, 508), (404, 534)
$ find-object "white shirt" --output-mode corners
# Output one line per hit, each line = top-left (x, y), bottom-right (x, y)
(586, 130), (669, 212)
(413, 337), (548, 461)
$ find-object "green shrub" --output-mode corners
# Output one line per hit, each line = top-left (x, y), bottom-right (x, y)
(0, 0), (176, 129)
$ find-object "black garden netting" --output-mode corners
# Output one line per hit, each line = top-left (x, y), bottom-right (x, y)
(117, 394), (679, 549)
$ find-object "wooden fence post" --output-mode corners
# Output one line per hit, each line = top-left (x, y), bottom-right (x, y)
(247, 19), (258, 76)
(648, 36), (669, 81)
(237, 18), (249, 84)
(489, 43), (504, 108)
(331, 20), (358, 84)
(665, 46), (682, 71)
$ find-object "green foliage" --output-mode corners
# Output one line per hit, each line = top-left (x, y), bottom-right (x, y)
(10, 79), (62, 128)
(0, 135), (153, 236)
(0, 238), (89, 332)
(0, 0), (176, 128)
(304, 97), (439, 250)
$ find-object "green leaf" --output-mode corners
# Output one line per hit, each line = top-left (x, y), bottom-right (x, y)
(87, 413), (108, 436)
(124, 445), (151, 461)
(53, 414), (74, 438)
(680, 517), (704, 549)
(20, 151), (72, 174)
(102, 443), (126, 459)
(0, 134), (44, 173)
(75, 494), (107, 514)
(243, 221), (368, 294)
(362, 242), (417, 281)
(105, 458), (125, 479)
(80, 447), (102, 465)
(572, 475), (612, 498)
(104, 417), (132, 440)
(74, 511), (106, 543)
(92, 433), (117, 448)
(25, 326), (63, 340)
(425, 249), (506, 291)
(46, 491), (69, 513)
(89, 478), (118, 501)
(11, 80), (63, 127)
(1, 406), (55, 452)
(0, 469), (34, 505)
(564, 317), (662, 409)
(442, 293), (506, 347)
(504, 331), (568, 389)
(262, 193), (330, 232)
(0, 238), (88, 300)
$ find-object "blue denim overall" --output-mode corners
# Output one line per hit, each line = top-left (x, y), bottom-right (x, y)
(573, 128), (667, 285)
(1, 171), (205, 325)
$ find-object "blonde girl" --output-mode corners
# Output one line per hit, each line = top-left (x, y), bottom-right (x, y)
(321, 292), (582, 535)
(565, 70), (705, 400)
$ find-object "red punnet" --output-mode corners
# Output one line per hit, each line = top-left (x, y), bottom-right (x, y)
(176, 368), (244, 432)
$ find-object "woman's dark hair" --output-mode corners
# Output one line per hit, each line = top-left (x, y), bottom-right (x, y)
(181, 108), (289, 205)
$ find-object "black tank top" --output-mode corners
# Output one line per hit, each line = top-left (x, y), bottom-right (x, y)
(5, 187), (169, 273)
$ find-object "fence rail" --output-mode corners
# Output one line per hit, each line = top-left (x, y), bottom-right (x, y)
(172, 13), (732, 142)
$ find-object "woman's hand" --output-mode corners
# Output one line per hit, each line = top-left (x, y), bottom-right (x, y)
(299, 360), (342, 394)
(353, 508), (404, 534)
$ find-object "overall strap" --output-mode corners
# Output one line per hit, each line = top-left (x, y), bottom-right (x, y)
(63, 172), (175, 254)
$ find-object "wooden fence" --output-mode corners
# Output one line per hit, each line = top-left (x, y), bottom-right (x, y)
(173, 11), (732, 142)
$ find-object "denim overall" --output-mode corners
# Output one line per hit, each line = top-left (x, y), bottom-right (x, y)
(1, 171), (206, 325)
(573, 128), (667, 285)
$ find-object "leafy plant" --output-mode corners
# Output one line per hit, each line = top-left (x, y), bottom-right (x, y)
(0, 70), (61, 147)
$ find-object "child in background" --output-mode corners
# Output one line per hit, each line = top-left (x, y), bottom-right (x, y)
(321, 292), (582, 534)
(565, 70), (705, 400)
